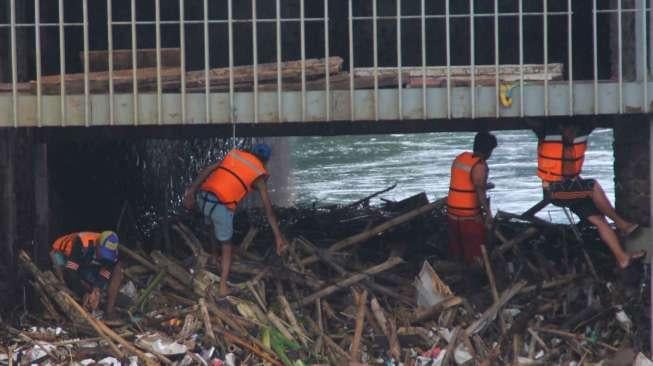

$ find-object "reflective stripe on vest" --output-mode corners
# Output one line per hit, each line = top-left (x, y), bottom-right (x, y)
(447, 152), (482, 217)
(200, 149), (269, 210)
(51, 232), (100, 257)
(537, 133), (587, 182)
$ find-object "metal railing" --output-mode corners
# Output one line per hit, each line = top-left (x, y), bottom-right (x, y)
(0, 0), (651, 127)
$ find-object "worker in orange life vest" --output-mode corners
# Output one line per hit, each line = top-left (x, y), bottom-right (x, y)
(50, 231), (123, 318)
(532, 120), (645, 269)
(183, 143), (288, 296)
(446, 131), (498, 264)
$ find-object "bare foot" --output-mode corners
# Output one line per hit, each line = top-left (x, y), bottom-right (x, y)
(618, 250), (646, 269)
(619, 223), (640, 237)
(218, 284), (231, 297)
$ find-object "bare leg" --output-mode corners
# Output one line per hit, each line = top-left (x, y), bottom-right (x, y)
(105, 261), (123, 318)
(219, 242), (233, 297)
(591, 181), (637, 234)
(586, 215), (642, 269)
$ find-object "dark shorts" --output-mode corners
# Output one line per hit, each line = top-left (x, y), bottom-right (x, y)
(547, 178), (600, 219)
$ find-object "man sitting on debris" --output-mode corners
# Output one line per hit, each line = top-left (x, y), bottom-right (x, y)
(447, 131), (498, 264)
(183, 143), (288, 297)
(50, 231), (123, 318)
(531, 120), (645, 269)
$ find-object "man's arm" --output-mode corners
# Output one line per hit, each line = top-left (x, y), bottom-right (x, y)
(471, 163), (492, 227)
(183, 162), (220, 209)
(252, 178), (288, 255)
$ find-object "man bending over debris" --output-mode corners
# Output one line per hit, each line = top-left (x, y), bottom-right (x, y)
(183, 143), (288, 297)
(532, 120), (645, 269)
(50, 231), (123, 318)
(446, 131), (498, 264)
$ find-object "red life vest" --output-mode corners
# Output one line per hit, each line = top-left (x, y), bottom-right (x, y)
(200, 149), (269, 210)
(51, 232), (100, 257)
(537, 133), (588, 182)
(447, 152), (482, 217)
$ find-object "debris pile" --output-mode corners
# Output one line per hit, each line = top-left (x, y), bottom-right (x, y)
(4, 190), (651, 365)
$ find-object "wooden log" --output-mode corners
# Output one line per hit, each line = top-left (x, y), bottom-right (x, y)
(531, 327), (618, 352)
(481, 245), (499, 303)
(60, 292), (161, 364)
(350, 289), (368, 362)
(199, 298), (217, 345)
(304, 316), (350, 361)
(441, 326), (461, 366)
(299, 256), (403, 306)
(278, 295), (311, 346)
(465, 281), (527, 336)
(301, 199), (445, 265)
(82, 48), (181, 71)
(119, 245), (186, 292)
(492, 227), (539, 258)
(370, 297), (401, 360)
(519, 274), (578, 294)
(220, 330), (284, 366)
(412, 296), (463, 323)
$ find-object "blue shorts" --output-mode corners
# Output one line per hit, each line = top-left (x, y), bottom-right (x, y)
(197, 191), (234, 242)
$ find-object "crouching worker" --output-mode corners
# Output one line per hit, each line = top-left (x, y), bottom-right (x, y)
(446, 131), (498, 264)
(183, 143), (288, 297)
(50, 231), (123, 318)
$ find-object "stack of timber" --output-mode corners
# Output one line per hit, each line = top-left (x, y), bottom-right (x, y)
(8, 188), (651, 365)
(0, 48), (563, 95)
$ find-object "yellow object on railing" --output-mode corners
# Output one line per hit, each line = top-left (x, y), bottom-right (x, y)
(499, 84), (517, 108)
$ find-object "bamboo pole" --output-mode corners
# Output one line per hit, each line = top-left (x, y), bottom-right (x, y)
(350, 289), (368, 362)
(299, 256), (403, 306)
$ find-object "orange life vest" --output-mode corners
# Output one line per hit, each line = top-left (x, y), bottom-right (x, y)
(200, 149), (269, 210)
(537, 133), (588, 182)
(51, 232), (100, 257)
(447, 152), (482, 217)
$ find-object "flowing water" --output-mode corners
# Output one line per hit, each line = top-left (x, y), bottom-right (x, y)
(290, 129), (615, 222)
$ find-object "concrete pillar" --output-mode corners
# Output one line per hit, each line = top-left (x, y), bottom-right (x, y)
(33, 143), (50, 266)
(0, 129), (17, 303)
(613, 117), (650, 226)
(263, 137), (294, 207)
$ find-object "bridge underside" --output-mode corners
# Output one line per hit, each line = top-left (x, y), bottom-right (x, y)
(1, 80), (651, 137)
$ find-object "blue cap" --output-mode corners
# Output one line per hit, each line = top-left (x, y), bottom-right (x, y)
(97, 231), (119, 263)
(252, 143), (272, 162)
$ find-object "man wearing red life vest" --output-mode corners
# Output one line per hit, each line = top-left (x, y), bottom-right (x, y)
(50, 231), (123, 318)
(447, 132), (498, 264)
(533, 121), (645, 269)
(183, 143), (288, 296)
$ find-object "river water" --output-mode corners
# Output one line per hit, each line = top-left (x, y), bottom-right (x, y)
(290, 129), (615, 222)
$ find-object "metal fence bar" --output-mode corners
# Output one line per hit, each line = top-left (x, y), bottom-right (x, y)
(10, 0), (17, 127)
(130, 0), (138, 125)
(445, 0), (451, 119)
(518, 0), (524, 117)
(642, 0), (648, 112)
(203, 0), (210, 123)
(58, 0), (66, 126)
(592, 0), (598, 114)
(348, 0), (354, 121)
(543, 0), (548, 116)
(397, 0), (402, 120)
(34, 0), (42, 126)
(276, 0), (283, 122)
(107, 0), (115, 125)
(420, 0), (426, 119)
(372, 0), (379, 121)
(470, 0), (475, 119)
(252, 0), (258, 123)
(617, 0), (623, 114)
(494, 0), (499, 118)
(324, 0), (330, 121)
(228, 0), (234, 126)
(82, 0), (90, 126)
(568, 0), (573, 115)
(155, 0), (162, 124)
(179, 0), (187, 124)
(300, 0), (306, 121)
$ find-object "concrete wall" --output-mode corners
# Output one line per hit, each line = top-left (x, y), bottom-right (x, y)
(613, 118), (651, 226)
